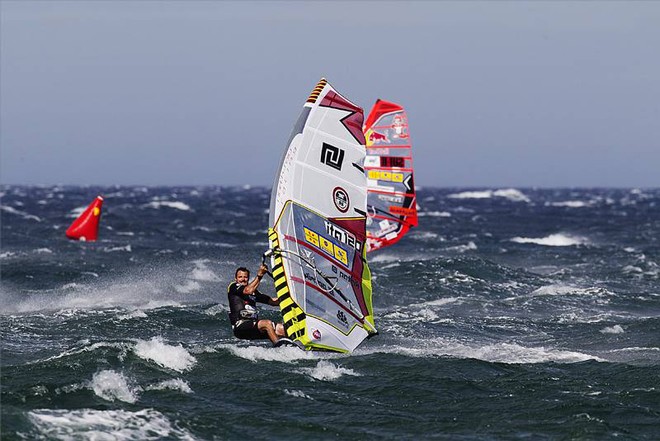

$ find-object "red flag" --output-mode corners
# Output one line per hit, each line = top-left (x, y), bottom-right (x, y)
(66, 196), (104, 241)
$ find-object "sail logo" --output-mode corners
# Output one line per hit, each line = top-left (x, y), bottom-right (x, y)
(303, 226), (350, 266)
(378, 194), (404, 204)
(333, 187), (350, 213)
(368, 170), (404, 183)
(336, 310), (349, 327)
(390, 206), (416, 217)
(380, 156), (405, 168)
(320, 143), (345, 171)
(324, 221), (362, 253)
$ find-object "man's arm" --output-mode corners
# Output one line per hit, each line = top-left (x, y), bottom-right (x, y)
(242, 264), (268, 295)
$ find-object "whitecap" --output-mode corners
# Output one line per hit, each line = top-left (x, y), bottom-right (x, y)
(90, 370), (139, 403)
(203, 304), (227, 316)
(0, 205), (42, 221)
(143, 201), (192, 211)
(145, 378), (193, 394)
(38, 341), (131, 364)
(103, 245), (132, 253)
(284, 389), (314, 400)
(368, 340), (601, 364)
(34, 248), (54, 254)
(447, 241), (477, 252)
(623, 265), (643, 274)
(418, 211), (451, 217)
(380, 262), (401, 270)
(134, 337), (197, 372)
(600, 325), (625, 334)
(299, 360), (360, 381)
(410, 231), (439, 240)
(448, 190), (493, 199)
(223, 343), (318, 363)
(368, 252), (435, 264)
(510, 233), (588, 247)
(492, 189), (531, 202)
(424, 297), (461, 307)
(369, 253), (401, 263)
(27, 408), (197, 440)
(519, 284), (613, 301)
(382, 298), (458, 324)
(67, 206), (87, 218)
(549, 200), (589, 208)
(142, 300), (182, 310)
(117, 310), (148, 321)
(607, 347), (660, 353)
(448, 188), (530, 203)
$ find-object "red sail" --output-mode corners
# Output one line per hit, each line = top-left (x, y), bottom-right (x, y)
(66, 196), (104, 241)
(363, 99), (418, 252)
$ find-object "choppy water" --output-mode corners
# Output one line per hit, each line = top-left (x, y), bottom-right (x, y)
(1, 185), (659, 440)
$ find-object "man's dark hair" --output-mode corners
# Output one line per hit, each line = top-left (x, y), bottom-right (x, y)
(235, 267), (250, 278)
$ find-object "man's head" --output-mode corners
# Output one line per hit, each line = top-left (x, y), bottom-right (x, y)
(235, 267), (250, 285)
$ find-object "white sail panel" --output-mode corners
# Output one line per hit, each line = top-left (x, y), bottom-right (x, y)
(268, 78), (376, 353)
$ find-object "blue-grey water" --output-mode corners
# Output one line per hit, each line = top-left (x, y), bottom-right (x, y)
(1, 185), (659, 440)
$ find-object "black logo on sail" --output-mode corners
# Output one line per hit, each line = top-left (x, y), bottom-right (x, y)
(320, 143), (345, 171)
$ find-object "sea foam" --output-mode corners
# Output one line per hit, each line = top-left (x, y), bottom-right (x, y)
(600, 325), (625, 334)
(448, 188), (530, 203)
(223, 343), (318, 363)
(90, 370), (139, 403)
(548, 200), (589, 208)
(27, 408), (197, 440)
(299, 360), (360, 381)
(134, 337), (197, 372)
(0, 205), (42, 221)
(143, 201), (192, 211)
(372, 340), (601, 364)
(510, 233), (588, 247)
(145, 378), (193, 394)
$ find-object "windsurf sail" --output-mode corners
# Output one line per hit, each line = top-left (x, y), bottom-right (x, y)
(363, 99), (418, 252)
(66, 196), (104, 241)
(267, 78), (377, 353)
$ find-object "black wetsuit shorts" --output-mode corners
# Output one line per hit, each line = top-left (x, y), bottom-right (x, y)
(233, 319), (264, 340)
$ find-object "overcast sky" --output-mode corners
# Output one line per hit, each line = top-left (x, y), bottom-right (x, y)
(1, 1), (659, 188)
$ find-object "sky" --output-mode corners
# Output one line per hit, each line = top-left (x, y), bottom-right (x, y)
(1, 1), (659, 188)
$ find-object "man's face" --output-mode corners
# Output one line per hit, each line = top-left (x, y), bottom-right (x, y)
(235, 270), (249, 285)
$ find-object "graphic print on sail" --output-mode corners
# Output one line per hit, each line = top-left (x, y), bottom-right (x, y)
(66, 195), (104, 241)
(363, 99), (418, 252)
(267, 78), (377, 353)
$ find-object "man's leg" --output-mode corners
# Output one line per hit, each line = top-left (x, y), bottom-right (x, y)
(275, 323), (286, 338)
(257, 319), (279, 344)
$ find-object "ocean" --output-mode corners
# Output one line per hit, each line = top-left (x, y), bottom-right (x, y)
(1, 185), (658, 440)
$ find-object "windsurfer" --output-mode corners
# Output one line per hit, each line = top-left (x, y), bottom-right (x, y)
(227, 264), (288, 346)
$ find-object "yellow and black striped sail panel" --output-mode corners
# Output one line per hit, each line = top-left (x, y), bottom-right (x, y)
(268, 228), (308, 344)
